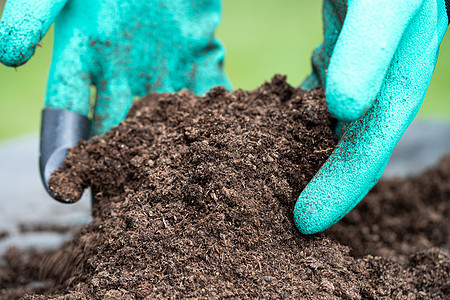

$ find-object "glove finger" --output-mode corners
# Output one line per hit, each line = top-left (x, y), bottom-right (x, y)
(92, 75), (133, 137)
(188, 38), (232, 95)
(325, 0), (424, 121)
(294, 1), (447, 234)
(0, 0), (68, 66)
(42, 29), (94, 202)
(302, 0), (348, 90)
(45, 41), (93, 118)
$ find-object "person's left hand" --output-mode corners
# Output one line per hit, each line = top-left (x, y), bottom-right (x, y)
(296, 0), (449, 234)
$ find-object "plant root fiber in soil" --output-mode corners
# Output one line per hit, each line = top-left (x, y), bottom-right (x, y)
(0, 75), (448, 299)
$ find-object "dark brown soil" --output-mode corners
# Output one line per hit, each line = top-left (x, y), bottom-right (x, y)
(0, 76), (448, 299)
(329, 155), (450, 264)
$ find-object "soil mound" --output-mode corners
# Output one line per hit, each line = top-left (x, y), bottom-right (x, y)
(0, 76), (448, 299)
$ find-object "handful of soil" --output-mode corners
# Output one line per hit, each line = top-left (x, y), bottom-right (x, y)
(1, 76), (448, 299)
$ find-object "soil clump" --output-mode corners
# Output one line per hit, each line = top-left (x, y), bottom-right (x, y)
(0, 76), (448, 299)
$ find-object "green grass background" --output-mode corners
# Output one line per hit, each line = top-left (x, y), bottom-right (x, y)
(1, 0), (449, 141)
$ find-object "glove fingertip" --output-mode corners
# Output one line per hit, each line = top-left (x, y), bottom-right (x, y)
(0, 25), (38, 67)
(325, 77), (372, 122)
(294, 195), (337, 235)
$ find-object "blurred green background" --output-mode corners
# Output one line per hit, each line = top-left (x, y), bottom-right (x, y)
(0, 0), (449, 141)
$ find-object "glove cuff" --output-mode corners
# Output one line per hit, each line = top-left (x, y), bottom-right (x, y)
(39, 107), (91, 203)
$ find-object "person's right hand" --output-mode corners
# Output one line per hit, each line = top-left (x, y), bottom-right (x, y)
(296, 0), (449, 234)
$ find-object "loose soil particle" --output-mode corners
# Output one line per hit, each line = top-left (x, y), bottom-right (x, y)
(0, 76), (448, 299)
(0, 231), (8, 240)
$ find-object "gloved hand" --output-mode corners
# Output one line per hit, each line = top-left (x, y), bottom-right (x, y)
(0, 0), (230, 202)
(296, 0), (449, 234)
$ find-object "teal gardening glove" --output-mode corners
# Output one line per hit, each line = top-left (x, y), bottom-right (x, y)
(296, 0), (449, 234)
(0, 0), (230, 202)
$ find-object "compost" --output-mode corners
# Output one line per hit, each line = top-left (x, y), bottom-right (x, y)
(0, 76), (448, 299)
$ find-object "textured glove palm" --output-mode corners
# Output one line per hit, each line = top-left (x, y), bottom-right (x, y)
(296, 0), (449, 234)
